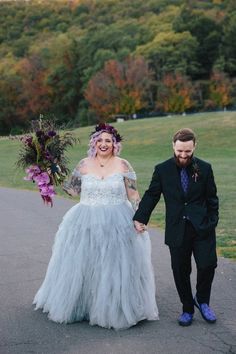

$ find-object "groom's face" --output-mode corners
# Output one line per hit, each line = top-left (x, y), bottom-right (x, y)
(173, 139), (196, 167)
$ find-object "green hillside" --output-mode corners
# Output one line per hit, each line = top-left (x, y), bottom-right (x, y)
(0, 111), (235, 259)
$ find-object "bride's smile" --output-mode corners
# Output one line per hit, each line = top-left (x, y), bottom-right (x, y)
(96, 132), (114, 157)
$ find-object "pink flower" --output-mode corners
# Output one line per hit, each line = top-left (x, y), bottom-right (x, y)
(39, 183), (56, 207)
(17, 118), (77, 207)
(40, 184), (56, 197)
(34, 172), (50, 186)
(24, 165), (41, 181)
(21, 136), (33, 146)
(41, 195), (54, 207)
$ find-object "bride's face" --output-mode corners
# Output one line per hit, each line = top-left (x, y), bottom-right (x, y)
(96, 132), (114, 157)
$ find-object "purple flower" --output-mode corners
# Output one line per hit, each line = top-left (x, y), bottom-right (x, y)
(34, 172), (50, 186)
(45, 151), (53, 161)
(47, 130), (57, 137)
(91, 123), (122, 142)
(24, 165), (41, 181)
(17, 118), (77, 207)
(21, 136), (33, 146)
(39, 184), (55, 207)
(40, 184), (56, 197)
(36, 130), (49, 144)
(36, 130), (44, 137)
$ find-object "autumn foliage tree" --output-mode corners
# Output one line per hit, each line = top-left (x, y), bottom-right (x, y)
(204, 71), (232, 110)
(0, 57), (23, 134)
(1, 0), (236, 134)
(15, 56), (52, 122)
(84, 56), (153, 119)
(156, 73), (195, 113)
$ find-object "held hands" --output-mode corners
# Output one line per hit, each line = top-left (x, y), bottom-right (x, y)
(134, 220), (147, 233)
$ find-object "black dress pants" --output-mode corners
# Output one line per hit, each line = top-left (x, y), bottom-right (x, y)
(169, 221), (217, 314)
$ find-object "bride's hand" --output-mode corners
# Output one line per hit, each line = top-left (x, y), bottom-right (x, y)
(134, 220), (147, 233)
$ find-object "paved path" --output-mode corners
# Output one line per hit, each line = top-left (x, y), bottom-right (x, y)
(0, 187), (235, 354)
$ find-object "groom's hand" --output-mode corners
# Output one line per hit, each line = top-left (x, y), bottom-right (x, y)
(134, 220), (147, 233)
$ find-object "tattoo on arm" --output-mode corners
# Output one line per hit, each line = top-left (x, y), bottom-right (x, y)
(126, 178), (137, 191)
(130, 197), (140, 211)
(70, 175), (82, 194)
(63, 175), (81, 196)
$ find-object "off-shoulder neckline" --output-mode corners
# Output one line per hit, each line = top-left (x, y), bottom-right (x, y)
(81, 172), (135, 181)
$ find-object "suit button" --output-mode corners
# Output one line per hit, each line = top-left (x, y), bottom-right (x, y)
(183, 216), (186, 219)
(184, 202), (188, 205)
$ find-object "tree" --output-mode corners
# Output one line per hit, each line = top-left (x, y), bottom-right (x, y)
(28, 32), (83, 125)
(46, 46), (82, 124)
(204, 71), (232, 109)
(77, 19), (149, 86)
(85, 56), (153, 119)
(173, 9), (223, 78)
(136, 31), (199, 79)
(156, 73), (195, 113)
(0, 56), (24, 135)
(221, 12), (236, 76)
(15, 56), (52, 122)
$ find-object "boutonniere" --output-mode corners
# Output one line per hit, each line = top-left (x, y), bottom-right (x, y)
(192, 160), (200, 182)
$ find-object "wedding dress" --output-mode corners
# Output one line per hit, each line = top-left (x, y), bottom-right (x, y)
(33, 168), (158, 330)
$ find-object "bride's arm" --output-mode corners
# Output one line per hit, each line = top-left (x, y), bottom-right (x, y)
(121, 159), (141, 211)
(63, 159), (86, 197)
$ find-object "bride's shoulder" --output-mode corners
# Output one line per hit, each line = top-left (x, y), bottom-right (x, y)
(75, 158), (90, 174)
(117, 158), (134, 173)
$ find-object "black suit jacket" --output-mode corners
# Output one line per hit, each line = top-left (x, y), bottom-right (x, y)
(134, 157), (219, 247)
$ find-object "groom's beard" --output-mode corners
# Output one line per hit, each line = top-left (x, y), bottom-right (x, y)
(174, 153), (194, 167)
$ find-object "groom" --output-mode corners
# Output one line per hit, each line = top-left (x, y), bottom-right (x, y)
(134, 128), (219, 326)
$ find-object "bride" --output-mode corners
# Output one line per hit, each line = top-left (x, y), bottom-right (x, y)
(33, 123), (158, 330)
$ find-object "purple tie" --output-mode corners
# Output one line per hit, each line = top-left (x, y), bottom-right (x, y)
(180, 168), (189, 193)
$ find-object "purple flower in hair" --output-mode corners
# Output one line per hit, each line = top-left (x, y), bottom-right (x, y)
(91, 123), (122, 142)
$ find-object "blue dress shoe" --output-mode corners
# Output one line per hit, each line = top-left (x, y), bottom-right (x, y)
(194, 296), (216, 323)
(178, 312), (193, 326)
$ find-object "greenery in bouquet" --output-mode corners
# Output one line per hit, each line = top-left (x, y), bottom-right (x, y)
(16, 117), (77, 206)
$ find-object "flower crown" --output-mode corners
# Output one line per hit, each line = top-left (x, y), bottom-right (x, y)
(91, 123), (123, 142)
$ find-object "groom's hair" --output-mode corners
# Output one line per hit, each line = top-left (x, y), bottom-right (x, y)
(173, 128), (196, 144)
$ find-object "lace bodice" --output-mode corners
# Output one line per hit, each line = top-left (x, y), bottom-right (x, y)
(77, 172), (135, 206)
(63, 158), (139, 210)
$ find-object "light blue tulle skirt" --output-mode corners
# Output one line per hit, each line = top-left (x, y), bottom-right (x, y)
(33, 201), (158, 329)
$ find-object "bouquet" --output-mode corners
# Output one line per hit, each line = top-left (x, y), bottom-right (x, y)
(16, 118), (77, 206)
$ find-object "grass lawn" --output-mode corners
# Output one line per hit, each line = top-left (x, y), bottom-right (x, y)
(0, 111), (235, 259)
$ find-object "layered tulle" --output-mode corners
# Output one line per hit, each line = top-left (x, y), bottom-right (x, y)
(33, 174), (158, 329)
